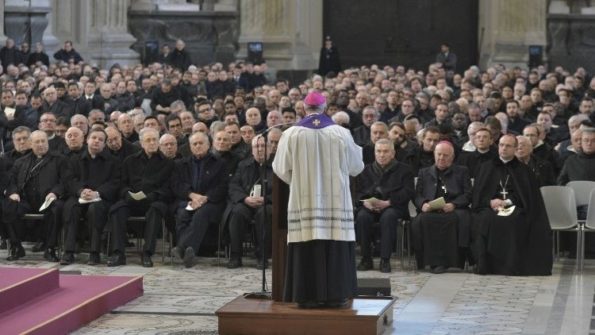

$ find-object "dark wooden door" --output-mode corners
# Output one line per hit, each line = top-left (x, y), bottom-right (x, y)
(323, 0), (478, 72)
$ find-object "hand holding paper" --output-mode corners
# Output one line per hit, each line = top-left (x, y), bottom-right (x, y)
(427, 197), (446, 211)
(39, 193), (57, 212)
(128, 191), (147, 201)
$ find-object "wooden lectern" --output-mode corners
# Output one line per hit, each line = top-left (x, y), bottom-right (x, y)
(217, 175), (396, 335)
(271, 175), (289, 301)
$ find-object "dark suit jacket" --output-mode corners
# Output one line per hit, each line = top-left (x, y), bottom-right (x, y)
(6, 151), (69, 199)
(172, 153), (229, 204)
(119, 150), (174, 201)
(353, 160), (414, 212)
(66, 149), (121, 202)
(414, 164), (472, 210)
(228, 157), (272, 205)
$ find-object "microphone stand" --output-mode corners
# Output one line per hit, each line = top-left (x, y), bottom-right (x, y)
(245, 127), (274, 300)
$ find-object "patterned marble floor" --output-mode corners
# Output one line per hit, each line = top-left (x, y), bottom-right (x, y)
(0, 245), (592, 335)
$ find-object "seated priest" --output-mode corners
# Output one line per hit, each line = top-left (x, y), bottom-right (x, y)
(60, 129), (121, 265)
(411, 141), (472, 273)
(472, 134), (552, 276)
(2, 130), (69, 262)
(226, 135), (273, 269)
(171, 131), (229, 268)
(354, 138), (414, 273)
(107, 127), (174, 267)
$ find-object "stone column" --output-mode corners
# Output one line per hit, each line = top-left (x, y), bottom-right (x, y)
(0, 0), (7, 45)
(4, 0), (52, 47)
(478, 0), (547, 68)
(83, 0), (140, 67)
(52, 0), (139, 67)
(237, 0), (321, 72)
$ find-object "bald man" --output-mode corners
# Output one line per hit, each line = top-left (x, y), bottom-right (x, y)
(412, 141), (472, 273)
(3, 130), (69, 262)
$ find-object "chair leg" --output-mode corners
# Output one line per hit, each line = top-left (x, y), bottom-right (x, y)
(577, 226), (583, 272)
(161, 219), (166, 264)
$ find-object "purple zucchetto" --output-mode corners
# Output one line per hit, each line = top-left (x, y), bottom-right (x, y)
(304, 91), (326, 107)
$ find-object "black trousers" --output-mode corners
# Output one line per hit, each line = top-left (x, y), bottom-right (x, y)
(228, 203), (272, 260)
(63, 198), (110, 254)
(356, 207), (405, 259)
(176, 202), (225, 254)
(109, 199), (166, 255)
(2, 197), (63, 248)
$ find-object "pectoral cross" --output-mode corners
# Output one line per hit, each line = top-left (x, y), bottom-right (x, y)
(441, 184), (447, 195)
(499, 175), (510, 200)
(500, 189), (508, 200)
(312, 119), (320, 127)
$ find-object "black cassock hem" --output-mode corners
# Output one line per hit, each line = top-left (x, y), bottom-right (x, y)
(283, 240), (357, 303)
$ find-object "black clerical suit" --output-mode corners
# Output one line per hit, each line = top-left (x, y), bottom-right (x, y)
(456, 146), (498, 178)
(354, 160), (414, 262)
(411, 164), (472, 270)
(173, 153), (229, 256)
(109, 150), (174, 261)
(2, 151), (69, 258)
(226, 156), (273, 265)
(63, 149), (120, 256)
(108, 139), (141, 161)
(472, 157), (552, 275)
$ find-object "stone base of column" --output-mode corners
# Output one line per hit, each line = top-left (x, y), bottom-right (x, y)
(481, 43), (531, 69)
(84, 32), (140, 68)
(237, 38), (316, 71)
(4, 5), (50, 45)
(128, 10), (238, 67)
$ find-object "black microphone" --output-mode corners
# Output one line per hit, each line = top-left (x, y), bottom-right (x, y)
(259, 121), (295, 135)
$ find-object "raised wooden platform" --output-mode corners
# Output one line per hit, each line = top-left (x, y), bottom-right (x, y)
(216, 295), (396, 335)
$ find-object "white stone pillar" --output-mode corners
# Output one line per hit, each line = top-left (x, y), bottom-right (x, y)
(81, 0), (139, 67)
(237, 0), (321, 71)
(478, 0), (547, 69)
(0, 0), (7, 45)
(33, 0), (59, 54)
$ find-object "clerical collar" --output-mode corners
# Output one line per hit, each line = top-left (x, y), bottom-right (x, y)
(535, 140), (544, 148)
(477, 147), (490, 154)
(500, 156), (513, 164)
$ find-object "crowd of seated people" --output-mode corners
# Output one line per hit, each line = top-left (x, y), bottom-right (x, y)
(1, 39), (595, 276)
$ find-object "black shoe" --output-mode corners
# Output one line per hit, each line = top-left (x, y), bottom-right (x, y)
(256, 258), (269, 270)
(357, 258), (373, 271)
(44, 248), (59, 262)
(0, 239), (7, 250)
(60, 252), (75, 265)
(379, 258), (391, 273)
(431, 265), (446, 274)
(107, 253), (126, 267)
(183, 247), (195, 268)
(32, 241), (46, 252)
(6, 244), (25, 261)
(325, 298), (350, 309)
(142, 253), (153, 268)
(87, 253), (101, 265)
(227, 258), (242, 269)
(172, 246), (183, 261)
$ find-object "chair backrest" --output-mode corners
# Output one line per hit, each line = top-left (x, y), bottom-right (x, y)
(585, 189), (595, 230)
(566, 181), (595, 207)
(540, 186), (578, 230)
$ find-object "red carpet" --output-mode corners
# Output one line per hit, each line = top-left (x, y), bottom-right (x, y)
(0, 267), (143, 335)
